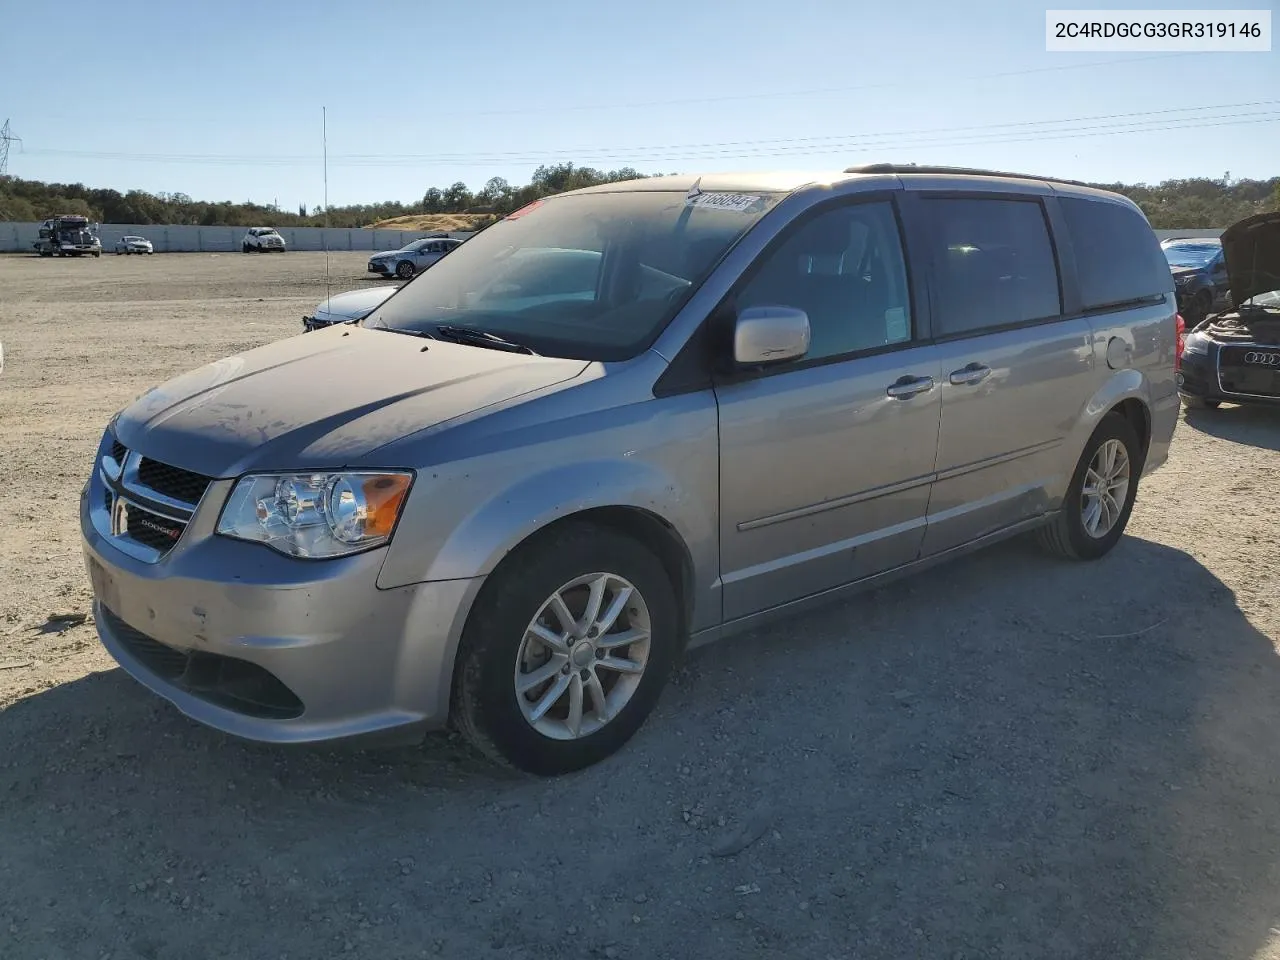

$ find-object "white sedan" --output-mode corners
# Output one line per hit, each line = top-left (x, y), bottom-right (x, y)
(115, 236), (154, 255)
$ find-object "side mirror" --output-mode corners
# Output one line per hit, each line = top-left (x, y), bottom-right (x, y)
(732, 305), (811, 366)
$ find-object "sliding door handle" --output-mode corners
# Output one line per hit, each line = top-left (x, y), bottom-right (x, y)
(949, 363), (992, 386)
(886, 375), (935, 399)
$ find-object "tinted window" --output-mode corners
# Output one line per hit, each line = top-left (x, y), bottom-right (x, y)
(734, 201), (913, 360)
(1062, 197), (1170, 310)
(925, 198), (1061, 336)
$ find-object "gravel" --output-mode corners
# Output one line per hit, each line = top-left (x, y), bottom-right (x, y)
(2, 251), (1280, 959)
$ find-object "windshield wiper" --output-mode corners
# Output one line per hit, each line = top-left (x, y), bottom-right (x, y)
(434, 325), (538, 355)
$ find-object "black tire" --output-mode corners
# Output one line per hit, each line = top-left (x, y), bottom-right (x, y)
(242, 243), (251, 253)
(1037, 412), (1142, 561)
(395, 260), (415, 280)
(452, 523), (679, 776)
(1191, 289), (1213, 322)
(1182, 395), (1220, 410)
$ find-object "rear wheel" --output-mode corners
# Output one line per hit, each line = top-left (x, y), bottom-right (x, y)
(453, 523), (679, 776)
(1037, 412), (1141, 561)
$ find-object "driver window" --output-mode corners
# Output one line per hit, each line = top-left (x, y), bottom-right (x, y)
(735, 201), (912, 361)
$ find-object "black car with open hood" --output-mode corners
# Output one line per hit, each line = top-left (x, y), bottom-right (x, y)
(1175, 211), (1280, 410)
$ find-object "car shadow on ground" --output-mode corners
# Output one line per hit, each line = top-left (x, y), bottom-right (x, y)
(1184, 403), (1280, 451)
(2, 536), (1278, 960)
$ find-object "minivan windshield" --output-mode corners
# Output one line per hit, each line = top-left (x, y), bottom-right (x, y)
(362, 189), (782, 361)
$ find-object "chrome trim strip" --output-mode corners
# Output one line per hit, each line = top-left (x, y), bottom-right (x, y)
(933, 438), (1062, 483)
(737, 439), (1060, 532)
(118, 451), (202, 516)
(90, 486), (168, 565)
(738, 473), (934, 532)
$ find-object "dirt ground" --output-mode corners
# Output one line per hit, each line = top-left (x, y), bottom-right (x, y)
(2, 251), (1280, 960)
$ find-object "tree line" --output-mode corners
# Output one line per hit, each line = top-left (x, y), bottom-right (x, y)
(0, 163), (1276, 229)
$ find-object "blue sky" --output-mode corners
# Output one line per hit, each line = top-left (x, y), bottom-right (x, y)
(2, 0), (1276, 209)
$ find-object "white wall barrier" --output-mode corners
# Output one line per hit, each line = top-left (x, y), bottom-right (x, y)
(0, 221), (1222, 254)
(0, 222), (475, 254)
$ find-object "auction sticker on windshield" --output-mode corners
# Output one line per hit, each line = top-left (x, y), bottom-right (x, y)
(685, 190), (765, 213)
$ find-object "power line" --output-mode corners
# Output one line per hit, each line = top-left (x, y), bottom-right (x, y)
(30, 53), (1197, 125)
(20, 109), (1280, 169)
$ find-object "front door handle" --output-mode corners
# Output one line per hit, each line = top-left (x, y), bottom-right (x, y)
(949, 362), (992, 386)
(886, 375), (935, 399)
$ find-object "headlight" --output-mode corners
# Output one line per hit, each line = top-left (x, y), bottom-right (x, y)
(216, 471), (413, 558)
(1182, 331), (1210, 356)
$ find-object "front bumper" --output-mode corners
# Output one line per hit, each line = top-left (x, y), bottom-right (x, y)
(368, 261), (393, 276)
(1178, 340), (1280, 407)
(80, 449), (483, 745)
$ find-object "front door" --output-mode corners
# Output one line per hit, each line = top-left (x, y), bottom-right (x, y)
(714, 197), (943, 622)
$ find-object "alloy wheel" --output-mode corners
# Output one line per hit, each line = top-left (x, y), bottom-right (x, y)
(1081, 438), (1130, 539)
(514, 572), (651, 741)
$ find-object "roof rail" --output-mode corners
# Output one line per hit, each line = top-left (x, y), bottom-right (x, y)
(842, 163), (1098, 189)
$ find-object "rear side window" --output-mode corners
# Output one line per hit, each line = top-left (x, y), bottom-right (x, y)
(924, 198), (1062, 337)
(1060, 197), (1170, 310)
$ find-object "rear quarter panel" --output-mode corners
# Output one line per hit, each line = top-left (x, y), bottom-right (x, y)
(1068, 299), (1179, 491)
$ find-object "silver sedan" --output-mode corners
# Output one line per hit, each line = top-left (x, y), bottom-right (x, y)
(367, 237), (462, 279)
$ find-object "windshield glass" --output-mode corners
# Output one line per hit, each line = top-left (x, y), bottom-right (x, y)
(362, 189), (781, 361)
(1163, 241), (1220, 268)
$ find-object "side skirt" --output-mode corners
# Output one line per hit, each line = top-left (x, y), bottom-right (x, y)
(687, 513), (1056, 650)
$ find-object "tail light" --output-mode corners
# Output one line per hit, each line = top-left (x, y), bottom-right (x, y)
(1175, 313), (1185, 370)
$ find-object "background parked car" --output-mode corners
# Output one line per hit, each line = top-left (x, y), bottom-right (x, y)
(302, 284), (398, 332)
(368, 236), (462, 279)
(114, 236), (154, 255)
(1175, 211), (1280, 411)
(242, 227), (286, 253)
(1162, 236), (1230, 322)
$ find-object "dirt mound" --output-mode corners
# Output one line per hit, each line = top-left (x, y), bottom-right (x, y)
(365, 213), (493, 232)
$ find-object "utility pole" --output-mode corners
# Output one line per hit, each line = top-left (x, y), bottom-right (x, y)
(0, 120), (22, 178)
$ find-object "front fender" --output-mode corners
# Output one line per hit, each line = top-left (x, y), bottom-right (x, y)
(382, 457), (706, 587)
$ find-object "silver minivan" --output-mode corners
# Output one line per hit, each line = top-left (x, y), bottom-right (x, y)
(82, 165), (1179, 774)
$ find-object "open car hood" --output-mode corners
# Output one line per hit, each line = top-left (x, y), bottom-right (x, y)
(1221, 212), (1280, 306)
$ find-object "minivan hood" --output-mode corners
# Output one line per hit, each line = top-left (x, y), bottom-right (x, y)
(1221, 212), (1280, 306)
(314, 284), (398, 320)
(113, 327), (589, 477)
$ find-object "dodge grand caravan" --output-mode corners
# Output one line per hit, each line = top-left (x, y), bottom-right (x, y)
(82, 165), (1179, 775)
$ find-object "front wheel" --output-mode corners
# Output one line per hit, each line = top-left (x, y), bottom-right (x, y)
(453, 523), (679, 776)
(395, 260), (415, 280)
(1037, 412), (1142, 561)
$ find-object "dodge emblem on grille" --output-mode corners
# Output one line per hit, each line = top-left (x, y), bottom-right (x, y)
(136, 515), (181, 541)
(1244, 352), (1280, 366)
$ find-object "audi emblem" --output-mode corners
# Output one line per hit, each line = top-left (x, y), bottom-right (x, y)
(1244, 352), (1280, 366)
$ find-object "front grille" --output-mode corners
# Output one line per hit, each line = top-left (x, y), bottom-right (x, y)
(1218, 345), (1280, 397)
(124, 503), (185, 552)
(110, 437), (127, 463)
(137, 457), (212, 505)
(101, 606), (304, 720)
